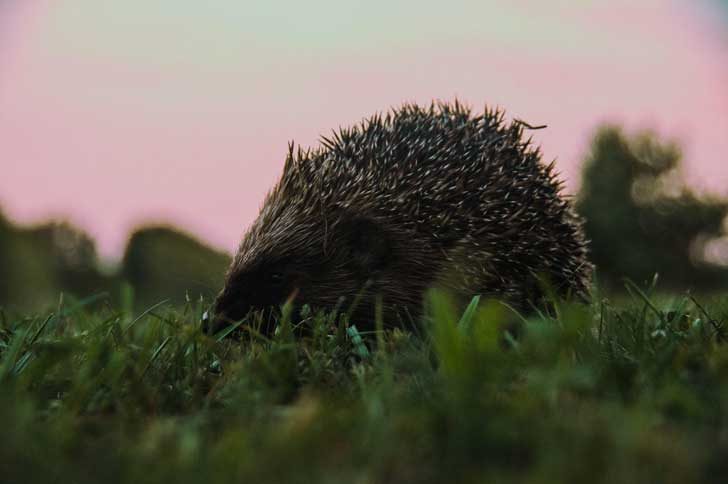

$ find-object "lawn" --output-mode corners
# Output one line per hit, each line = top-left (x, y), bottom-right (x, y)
(1, 288), (727, 483)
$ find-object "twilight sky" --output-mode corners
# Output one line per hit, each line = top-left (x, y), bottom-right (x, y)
(1, 0), (727, 259)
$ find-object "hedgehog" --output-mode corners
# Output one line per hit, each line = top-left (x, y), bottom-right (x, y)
(208, 102), (592, 335)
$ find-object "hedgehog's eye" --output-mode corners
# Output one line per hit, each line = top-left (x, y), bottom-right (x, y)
(267, 272), (285, 286)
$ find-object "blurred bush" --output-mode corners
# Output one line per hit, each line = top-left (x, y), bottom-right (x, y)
(0, 211), (229, 312)
(0, 210), (114, 310)
(576, 125), (728, 291)
(121, 226), (230, 309)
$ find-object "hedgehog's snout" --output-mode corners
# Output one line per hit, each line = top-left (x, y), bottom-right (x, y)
(205, 288), (251, 336)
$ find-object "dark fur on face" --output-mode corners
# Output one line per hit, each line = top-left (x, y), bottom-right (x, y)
(209, 210), (429, 335)
(208, 102), (592, 336)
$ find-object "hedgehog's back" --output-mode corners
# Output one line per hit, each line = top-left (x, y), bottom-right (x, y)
(276, 102), (592, 303)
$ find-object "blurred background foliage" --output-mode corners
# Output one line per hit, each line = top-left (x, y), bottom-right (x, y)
(0, 215), (230, 312)
(120, 226), (230, 309)
(1, 124), (726, 312)
(576, 125), (728, 291)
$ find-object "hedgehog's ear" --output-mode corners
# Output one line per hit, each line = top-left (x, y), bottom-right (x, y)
(337, 215), (391, 273)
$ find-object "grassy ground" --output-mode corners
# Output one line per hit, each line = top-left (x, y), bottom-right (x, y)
(1, 288), (728, 484)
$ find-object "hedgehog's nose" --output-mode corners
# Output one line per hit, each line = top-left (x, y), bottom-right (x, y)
(201, 310), (213, 333)
(203, 291), (228, 335)
(204, 292), (249, 336)
(203, 306), (236, 336)
(203, 313), (229, 336)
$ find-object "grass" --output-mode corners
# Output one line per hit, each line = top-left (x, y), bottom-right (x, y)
(1, 289), (728, 483)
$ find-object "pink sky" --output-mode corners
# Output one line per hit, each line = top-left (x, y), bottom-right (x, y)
(1, 0), (727, 259)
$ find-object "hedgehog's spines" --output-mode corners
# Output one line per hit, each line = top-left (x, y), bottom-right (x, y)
(229, 101), (592, 322)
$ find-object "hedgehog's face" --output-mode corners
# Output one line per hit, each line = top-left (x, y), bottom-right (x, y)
(208, 210), (396, 336)
(210, 255), (305, 332)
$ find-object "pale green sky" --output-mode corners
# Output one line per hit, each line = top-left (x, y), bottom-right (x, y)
(40, 0), (670, 66)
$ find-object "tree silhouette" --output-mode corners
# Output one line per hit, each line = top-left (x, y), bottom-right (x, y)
(121, 226), (230, 310)
(576, 126), (728, 291)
